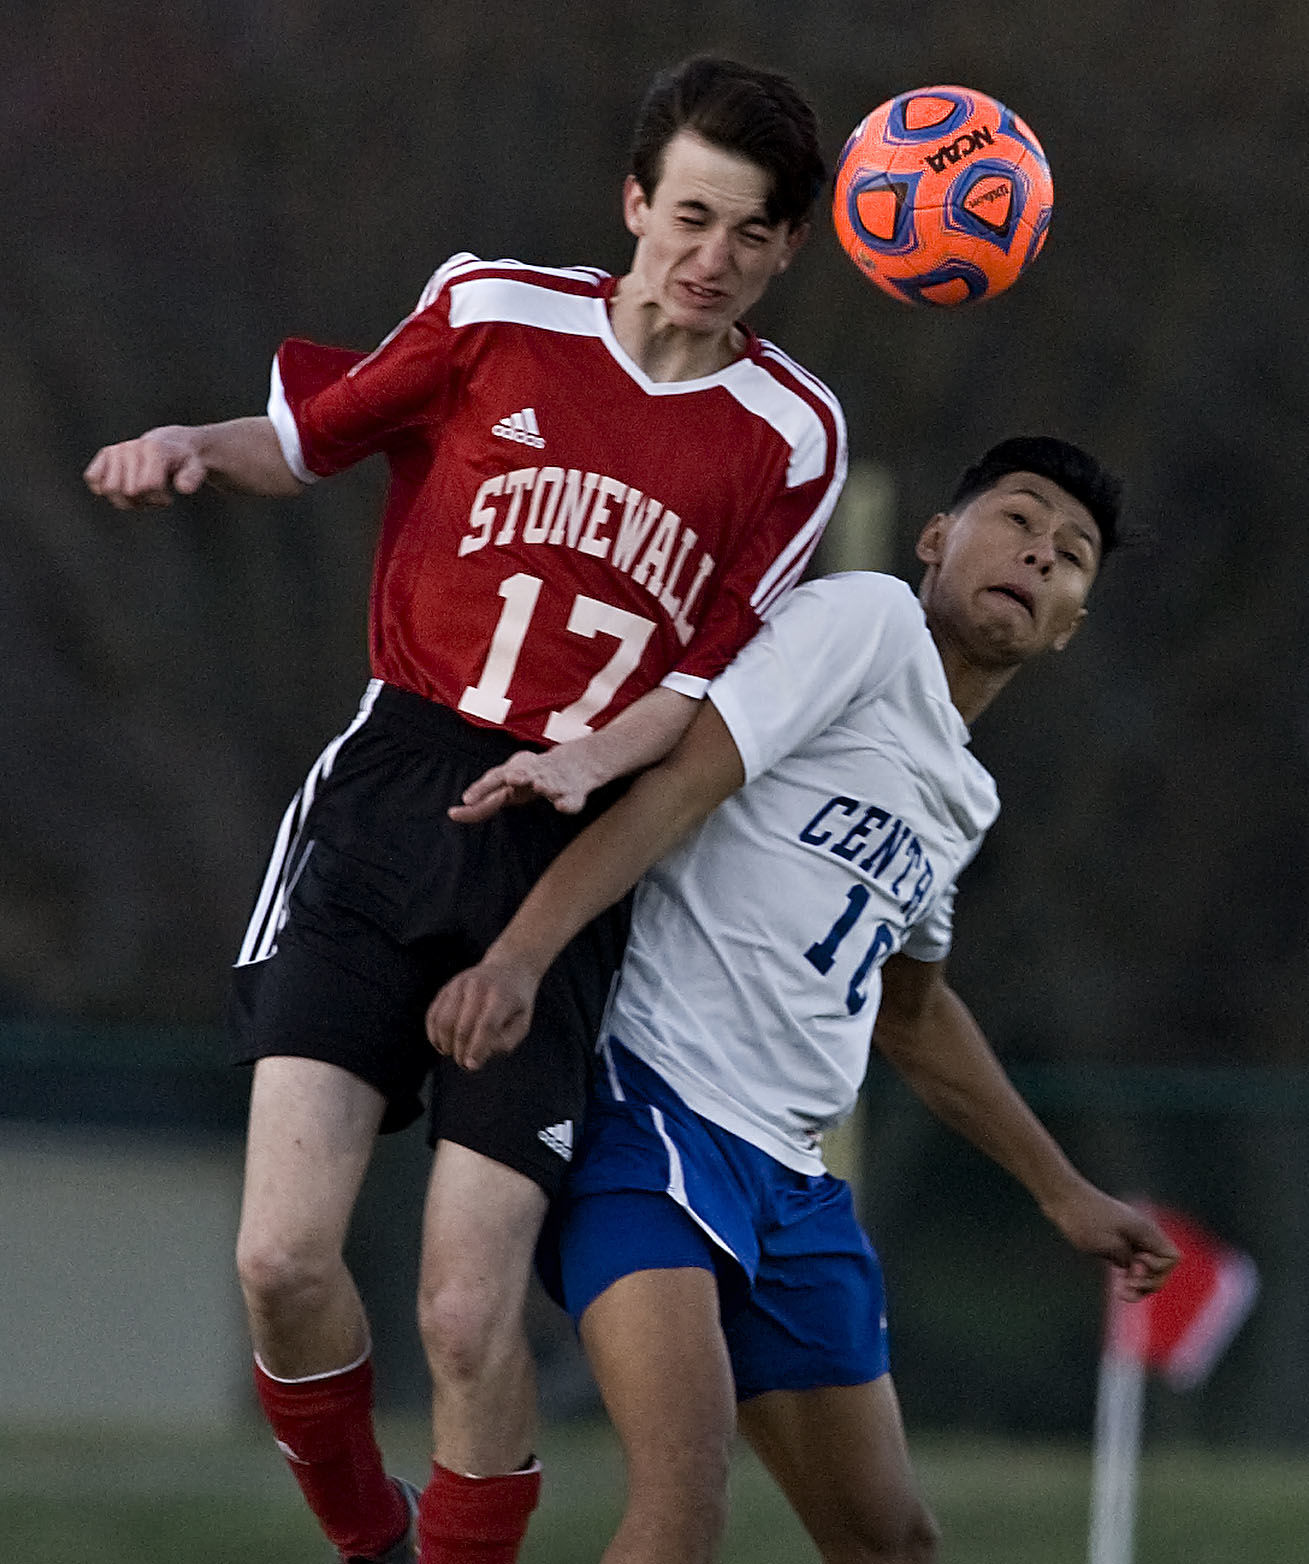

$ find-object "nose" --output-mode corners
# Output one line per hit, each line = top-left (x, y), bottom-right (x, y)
(695, 226), (733, 276)
(1023, 535), (1056, 574)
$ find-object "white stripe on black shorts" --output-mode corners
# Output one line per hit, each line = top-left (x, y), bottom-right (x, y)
(229, 681), (630, 1197)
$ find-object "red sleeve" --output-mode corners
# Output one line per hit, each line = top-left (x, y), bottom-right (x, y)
(270, 285), (461, 478)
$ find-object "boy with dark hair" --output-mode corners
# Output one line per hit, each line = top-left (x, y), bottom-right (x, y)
(430, 438), (1178, 1564)
(630, 55), (827, 230)
(85, 54), (839, 1564)
(947, 434), (1125, 548)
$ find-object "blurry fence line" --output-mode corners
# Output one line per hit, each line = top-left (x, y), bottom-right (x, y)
(4, 1021), (1308, 1132)
(0, 1020), (242, 1137)
(5, 1025), (1307, 1439)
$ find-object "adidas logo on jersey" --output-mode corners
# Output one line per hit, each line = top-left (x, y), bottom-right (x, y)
(537, 1120), (574, 1160)
(492, 407), (545, 448)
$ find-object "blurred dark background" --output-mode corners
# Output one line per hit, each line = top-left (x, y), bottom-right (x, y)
(4, 0), (1306, 1447)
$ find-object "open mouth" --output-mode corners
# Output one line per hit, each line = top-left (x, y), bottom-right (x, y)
(987, 584), (1034, 615)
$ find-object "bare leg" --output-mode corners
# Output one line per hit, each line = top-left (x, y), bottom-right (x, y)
(235, 1055), (407, 1558)
(417, 1140), (549, 1474)
(580, 1268), (736, 1564)
(235, 1055), (386, 1374)
(737, 1377), (939, 1564)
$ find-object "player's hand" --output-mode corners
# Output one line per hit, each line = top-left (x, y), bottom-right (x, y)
(1044, 1183), (1180, 1301)
(84, 426), (210, 510)
(426, 957), (540, 1071)
(449, 749), (598, 823)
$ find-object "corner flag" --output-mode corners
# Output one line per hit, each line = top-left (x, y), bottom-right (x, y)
(1087, 1205), (1258, 1564)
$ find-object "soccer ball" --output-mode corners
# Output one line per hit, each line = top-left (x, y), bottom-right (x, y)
(832, 85), (1053, 307)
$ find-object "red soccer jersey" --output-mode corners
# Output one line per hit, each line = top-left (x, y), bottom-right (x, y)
(270, 254), (847, 746)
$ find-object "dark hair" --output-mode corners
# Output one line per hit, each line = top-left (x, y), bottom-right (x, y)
(630, 55), (826, 229)
(949, 436), (1125, 556)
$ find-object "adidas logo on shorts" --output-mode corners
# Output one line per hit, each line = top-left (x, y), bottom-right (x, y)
(537, 1120), (574, 1160)
(491, 407), (545, 448)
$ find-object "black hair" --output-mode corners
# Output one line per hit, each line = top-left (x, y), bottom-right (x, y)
(630, 55), (826, 229)
(948, 436), (1124, 556)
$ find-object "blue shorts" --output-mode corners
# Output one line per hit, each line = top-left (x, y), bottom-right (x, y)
(540, 1037), (890, 1401)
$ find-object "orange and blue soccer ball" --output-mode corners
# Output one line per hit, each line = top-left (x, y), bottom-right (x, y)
(832, 85), (1053, 307)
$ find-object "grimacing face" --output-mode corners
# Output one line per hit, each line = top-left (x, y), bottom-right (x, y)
(915, 471), (1102, 666)
(622, 129), (806, 341)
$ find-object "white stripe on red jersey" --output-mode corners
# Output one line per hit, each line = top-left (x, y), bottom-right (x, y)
(269, 255), (847, 746)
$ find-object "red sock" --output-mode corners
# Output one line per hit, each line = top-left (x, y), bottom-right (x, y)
(254, 1354), (407, 1558)
(417, 1459), (542, 1563)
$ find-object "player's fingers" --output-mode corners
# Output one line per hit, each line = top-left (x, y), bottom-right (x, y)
(89, 444), (167, 508)
(1126, 1216), (1180, 1270)
(1112, 1236), (1178, 1299)
(1132, 1250), (1178, 1293)
(437, 975), (511, 1069)
(445, 967), (525, 1067)
(448, 784), (512, 823)
(1116, 1268), (1161, 1303)
(459, 765), (512, 805)
(459, 1005), (528, 1072)
(424, 991), (447, 1051)
(460, 751), (541, 805)
(499, 751), (547, 785)
(110, 443), (151, 499)
(83, 449), (110, 490)
(128, 445), (181, 504)
(450, 779), (549, 822)
(425, 979), (466, 1052)
(172, 455), (209, 494)
(447, 981), (490, 1068)
(84, 448), (132, 506)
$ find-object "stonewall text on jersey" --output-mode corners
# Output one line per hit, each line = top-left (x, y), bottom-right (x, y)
(461, 466), (715, 646)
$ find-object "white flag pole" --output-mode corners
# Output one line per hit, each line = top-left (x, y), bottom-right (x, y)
(1087, 1290), (1147, 1564)
(1087, 1205), (1260, 1564)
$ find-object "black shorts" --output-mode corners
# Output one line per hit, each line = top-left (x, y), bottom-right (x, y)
(229, 681), (631, 1198)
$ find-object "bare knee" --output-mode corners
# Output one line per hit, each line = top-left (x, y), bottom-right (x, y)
(418, 1276), (524, 1389)
(881, 1504), (939, 1564)
(236, 1227), (341, 1323)
(620, 1430), (732, 1563)
(824, 1503), (940, 1564)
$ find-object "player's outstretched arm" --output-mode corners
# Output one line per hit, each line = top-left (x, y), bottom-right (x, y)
(428, 699), (746, 1070)
(84, 417), (303, 509)
(873, 954), (1179, 1300)
(449, 687), (700, 822)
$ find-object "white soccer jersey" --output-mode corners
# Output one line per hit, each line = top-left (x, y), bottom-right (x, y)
(607, 571), (1001, 1174)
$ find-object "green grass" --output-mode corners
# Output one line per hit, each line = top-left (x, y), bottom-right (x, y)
(2, 1418), (1306, 1562)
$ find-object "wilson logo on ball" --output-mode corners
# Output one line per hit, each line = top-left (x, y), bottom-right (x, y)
(833, 85), (1053, 307)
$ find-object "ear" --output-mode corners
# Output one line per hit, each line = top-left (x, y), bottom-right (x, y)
(915, 512), (951, 568)
(774, 221), (810, 274)
(622, 174), (650, 239)
(1051, 605), (1088, 653)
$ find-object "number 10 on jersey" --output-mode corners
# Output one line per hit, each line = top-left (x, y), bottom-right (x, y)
(805, 884), (894, 1016)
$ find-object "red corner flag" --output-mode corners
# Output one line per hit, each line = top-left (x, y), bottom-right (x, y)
(1106, 1205), (1259, 1388)
(1088, 1206), (1258, 1564)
